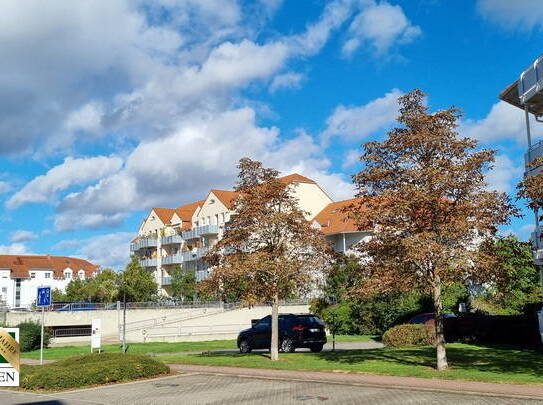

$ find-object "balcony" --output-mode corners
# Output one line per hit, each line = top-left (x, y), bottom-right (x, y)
(161, 234), (183, 245)
(139, 258), (157, 268)
(525, 140), (543, 176)
(162, 254), (183, 265)
(182, 224), (219, 239)
(130, 237), (158, 251)
(161, 277), (172, 285)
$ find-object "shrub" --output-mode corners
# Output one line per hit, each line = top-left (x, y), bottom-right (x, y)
(21, 353), (170, 390)
(17, 321), (51, 352)
(382, 324), (435, 347)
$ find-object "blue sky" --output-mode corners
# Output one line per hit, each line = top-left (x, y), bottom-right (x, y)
(0, 0), (541, 268)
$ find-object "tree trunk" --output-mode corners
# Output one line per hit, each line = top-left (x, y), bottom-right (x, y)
(433, 280), (448, 371)
(270, 296), (279, 361)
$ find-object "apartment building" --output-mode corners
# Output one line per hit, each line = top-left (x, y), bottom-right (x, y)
(131, 174), (370, 295)
(0, 255), (99, 308)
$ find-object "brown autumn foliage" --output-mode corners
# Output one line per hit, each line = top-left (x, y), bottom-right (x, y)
(349, 89), (519, 370)
(200, 158), (334, 360)
(517, 156), (543, 215)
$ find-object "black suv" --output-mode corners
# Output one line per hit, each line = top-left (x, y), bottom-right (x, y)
(237, 313), (327, 353)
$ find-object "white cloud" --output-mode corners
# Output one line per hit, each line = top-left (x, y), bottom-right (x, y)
(322, 88), (401, 143)
(342, 149), (361, 169)
(10, 230), (38, 243)
(343, 1), (421, 56)
(0, 243), (31, 255)
(461, 100), (543, 144)
(6, 156), (123, 209)
(477, 0), (543, 30)
(269, 72), (304, 93)
(485, 154), (523, 193)
(54, 232), (133, 269)
(53, 108), (354, 231)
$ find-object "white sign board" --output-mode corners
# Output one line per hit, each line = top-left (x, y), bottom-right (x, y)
(0, 328), (19, 387)
(91, 319), (101, 350)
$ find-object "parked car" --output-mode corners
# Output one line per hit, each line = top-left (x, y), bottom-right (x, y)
(408, 312), (456, 324)
(237, 313), (327, 353)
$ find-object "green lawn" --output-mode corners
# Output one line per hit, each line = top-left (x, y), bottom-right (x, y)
(23, 335), (375, 360)
(22, 339), (237, 360)
(162, 344), (543, 385)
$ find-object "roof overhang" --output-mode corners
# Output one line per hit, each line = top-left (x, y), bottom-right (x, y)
(500, 80), (543, 116)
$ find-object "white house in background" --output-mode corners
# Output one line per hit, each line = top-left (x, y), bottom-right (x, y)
(0, 255), (99, 308)
(131, 173), (370, 296)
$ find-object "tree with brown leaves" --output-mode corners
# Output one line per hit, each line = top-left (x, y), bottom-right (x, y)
(200, 158), (333, 360)
(349, 89), (518, 370)
(517, 157), (543, 214)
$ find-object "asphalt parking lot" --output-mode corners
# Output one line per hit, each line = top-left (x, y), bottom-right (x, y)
(2, 372), (542, 405)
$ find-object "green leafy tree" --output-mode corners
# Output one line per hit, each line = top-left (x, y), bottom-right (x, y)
(170, 266), (197, 302)
(64, 279), (93, 302)
(91, 269), (120, 302)
(120, 256), (158, 302)
(474, 235), (540, 314)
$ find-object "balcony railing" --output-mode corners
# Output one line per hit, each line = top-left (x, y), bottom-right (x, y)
(162, 254), (183, 265)
(130, 237), (158, 251)
(161, 234), (183, 245)
(182, 225), (219, 239)
(139, 258), (157, 267)
(525, 140), (543, 175)
(161, 277), (172, 285)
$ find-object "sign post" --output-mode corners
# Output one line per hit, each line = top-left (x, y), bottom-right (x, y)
(36, 287), (51, 365)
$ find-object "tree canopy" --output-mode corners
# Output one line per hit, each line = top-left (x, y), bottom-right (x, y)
(349, 89), (518, 370)
(201, 158), (334, 360)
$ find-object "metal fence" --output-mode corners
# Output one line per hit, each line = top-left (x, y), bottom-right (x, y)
(7, 299), (310, 313)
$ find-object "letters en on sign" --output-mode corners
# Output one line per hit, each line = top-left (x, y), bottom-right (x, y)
(0, 328), (19, 387)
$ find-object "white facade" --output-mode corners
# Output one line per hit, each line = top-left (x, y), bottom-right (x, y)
(0, 256), (98, 308)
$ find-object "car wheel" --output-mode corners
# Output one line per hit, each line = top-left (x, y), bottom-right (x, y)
(310, 344), (323, 353)
(280, 338), (295, 353)
(239, 339), (252, 353)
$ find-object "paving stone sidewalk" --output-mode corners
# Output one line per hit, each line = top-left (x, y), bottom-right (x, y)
(169, 363), (543, 400)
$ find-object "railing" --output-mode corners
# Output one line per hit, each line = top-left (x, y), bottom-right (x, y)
(54, 327), (92, 338)
(161, 277), (172, 285)
(182, 225), (219, 239)
(130, 237), (158, 251)
(162, 254), (183, 265)
(161, 235), (183, 245)
(139, 258), (158, 267)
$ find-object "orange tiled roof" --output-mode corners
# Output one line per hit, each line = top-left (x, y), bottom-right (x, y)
(210, 189), (240, 209)
(314, 198), (367, 235)
(175, 200), (205, 222)
(152, 208), (176, 225)
(279, 173), (316, 185)
(0, 255), (98, 279)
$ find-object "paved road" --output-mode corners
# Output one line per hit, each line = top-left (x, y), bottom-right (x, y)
(2, 372), (542, 405)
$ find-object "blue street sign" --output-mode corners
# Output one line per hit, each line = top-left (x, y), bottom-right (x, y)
(36, 287), (51, 307)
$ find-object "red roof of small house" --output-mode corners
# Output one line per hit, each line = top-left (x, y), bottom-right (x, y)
(0, 255), (99, 279)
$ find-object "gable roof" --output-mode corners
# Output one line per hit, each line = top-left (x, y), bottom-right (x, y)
(151, 208), (176, 225)
(279, 173), (316, 185)
(314, 198), (367, 235)
(0, 255), (99, 279)
(210, 189), (240, 210)
(176, 200), (205, 221)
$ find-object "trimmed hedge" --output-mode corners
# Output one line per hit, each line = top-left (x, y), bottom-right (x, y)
(17, 321), (51, 352)
(383, 324), (435, 347)
(21, 353), (169, 390)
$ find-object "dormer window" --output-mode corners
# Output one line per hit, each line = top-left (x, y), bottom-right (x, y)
(64, 270), (72, 280)
(78, 270), (85, 280)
